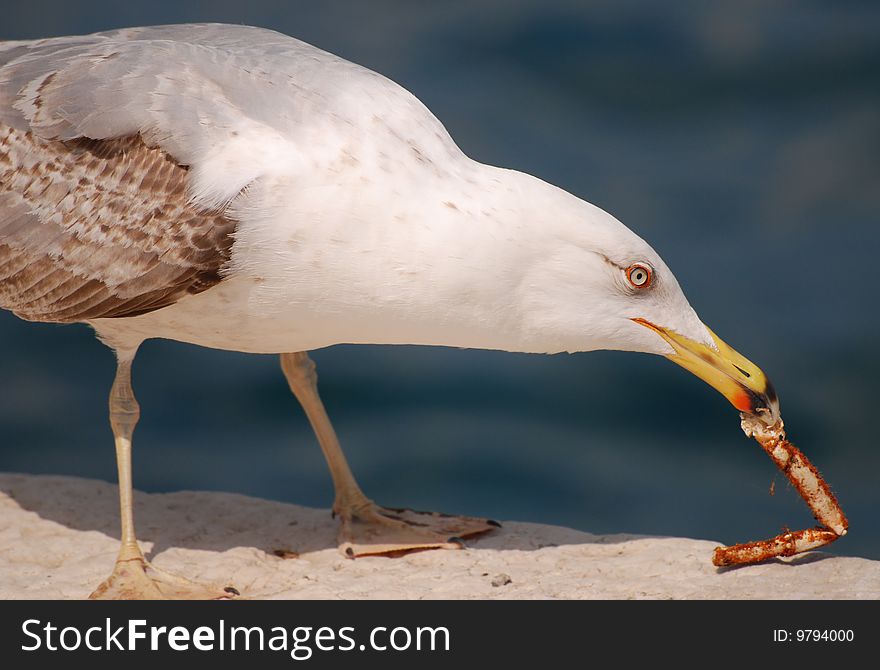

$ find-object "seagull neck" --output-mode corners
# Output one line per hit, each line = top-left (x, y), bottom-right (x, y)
(330, 164), (581, 354)
(231, 162), (586, 354)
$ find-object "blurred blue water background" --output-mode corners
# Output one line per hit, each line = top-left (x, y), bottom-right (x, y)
(1, 1), (878, 560)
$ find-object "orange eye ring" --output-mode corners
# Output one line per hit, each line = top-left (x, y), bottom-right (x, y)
(626, 263), (653, 289)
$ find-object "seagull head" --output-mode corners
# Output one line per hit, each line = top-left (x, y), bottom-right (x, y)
(509, 173), (780, 426)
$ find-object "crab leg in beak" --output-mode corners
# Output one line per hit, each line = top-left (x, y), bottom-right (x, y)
(632, 317), (849, 566)
(632, 318), (780, 426)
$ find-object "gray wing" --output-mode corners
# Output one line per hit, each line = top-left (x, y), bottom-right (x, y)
(0, 24), (330, 323)
(0, 24), (335, 159)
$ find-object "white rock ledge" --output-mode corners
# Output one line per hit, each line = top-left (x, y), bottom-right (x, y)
(1, 473), (877, 599)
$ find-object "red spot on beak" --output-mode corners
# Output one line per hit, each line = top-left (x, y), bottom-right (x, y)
(732, 390), (753, 413)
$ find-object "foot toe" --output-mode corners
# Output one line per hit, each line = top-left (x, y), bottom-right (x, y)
(337, 503), (499, 557)
(89, 557), (237, 600)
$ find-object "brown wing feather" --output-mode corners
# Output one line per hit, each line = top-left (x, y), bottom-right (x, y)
(0, 124), (235, 323)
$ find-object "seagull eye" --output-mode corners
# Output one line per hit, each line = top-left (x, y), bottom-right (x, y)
(626, 263), (653, 289)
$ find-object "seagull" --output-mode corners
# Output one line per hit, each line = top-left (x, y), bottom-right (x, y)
(0, 24), (779, 599)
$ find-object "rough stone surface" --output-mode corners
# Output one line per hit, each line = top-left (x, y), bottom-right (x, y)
(1, 473), (877, 599)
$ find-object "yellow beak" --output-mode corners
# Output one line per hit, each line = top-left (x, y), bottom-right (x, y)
(632, 318), (779, 424)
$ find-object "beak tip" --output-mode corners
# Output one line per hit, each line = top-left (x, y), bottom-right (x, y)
(740, 384), (781, 427)
(633, 318), (780, 424)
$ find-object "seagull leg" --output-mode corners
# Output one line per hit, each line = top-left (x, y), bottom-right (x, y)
(281, 351), (499, 557)
(89, 353), (236, 600)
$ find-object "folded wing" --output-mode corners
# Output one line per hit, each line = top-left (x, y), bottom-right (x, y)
(0, 24), (312, 322)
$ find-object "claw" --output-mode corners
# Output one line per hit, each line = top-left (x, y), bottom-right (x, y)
(335, 501), (498, 557)
(89, 556), (235, 600)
